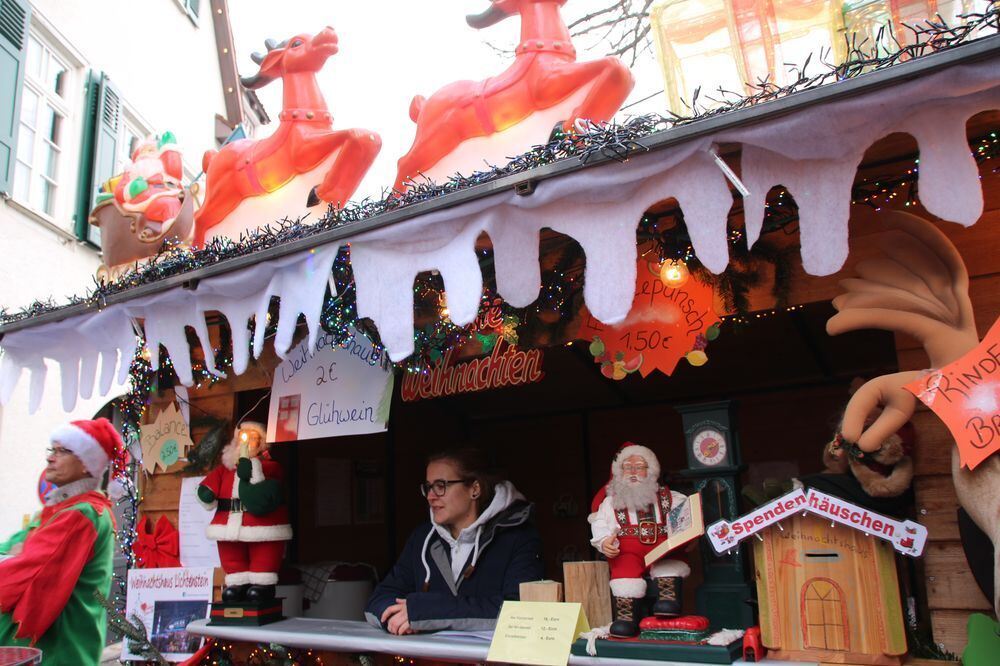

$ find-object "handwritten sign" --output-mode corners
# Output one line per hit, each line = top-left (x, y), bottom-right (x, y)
(487, 601), (589, 666)
(266, 330), (393, 443)
(579, 257), (720, 379)
(706, 488), (927, 557)
(123, 567), (214, 662)
(401, 338), (544, 402)
(140, 403), (193, 474)
(904, 316), (1000, 470)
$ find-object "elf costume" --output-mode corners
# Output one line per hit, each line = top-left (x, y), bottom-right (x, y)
(0, 418), (126, 665)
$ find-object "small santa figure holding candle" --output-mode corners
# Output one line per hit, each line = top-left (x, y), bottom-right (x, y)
(589, 442), (691, 638)
(198, 421), (291, 603)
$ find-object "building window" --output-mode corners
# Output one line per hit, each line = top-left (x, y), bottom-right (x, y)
(176, 0), (200, 23)
(12, 32), (72, 218)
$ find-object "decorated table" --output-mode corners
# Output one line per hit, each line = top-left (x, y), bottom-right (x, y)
(186, 617), (810, 665)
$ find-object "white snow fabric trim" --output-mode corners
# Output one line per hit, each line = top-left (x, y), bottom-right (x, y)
(247, 571), (278, 585)
(650, 559), (692, 579)
(206, 523), (293, 543)
(224, 571), (251, 586)
(609, 577), (647, 598)
(0, 57), (996, 403)
(50, 423), (109, 478)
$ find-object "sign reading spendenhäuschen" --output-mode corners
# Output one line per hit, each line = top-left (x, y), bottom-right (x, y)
(266, 330), (393, 442)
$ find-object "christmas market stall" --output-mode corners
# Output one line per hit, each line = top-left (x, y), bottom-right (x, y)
(1, 1), (999, 664)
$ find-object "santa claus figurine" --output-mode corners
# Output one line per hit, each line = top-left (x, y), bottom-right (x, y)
(197, 422), (291, 603)
(589, 442), (691, 638)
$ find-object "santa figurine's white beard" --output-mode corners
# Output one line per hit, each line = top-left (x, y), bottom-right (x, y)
(610, 474), (659, 511)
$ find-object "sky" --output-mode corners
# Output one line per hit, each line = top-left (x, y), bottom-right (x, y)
(228, 1), (665, 200)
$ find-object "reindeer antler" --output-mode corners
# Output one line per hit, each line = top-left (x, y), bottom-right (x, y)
(240, 38), (288, 89)
(828, 208), (980, 451)
(827, 208), (978, 368)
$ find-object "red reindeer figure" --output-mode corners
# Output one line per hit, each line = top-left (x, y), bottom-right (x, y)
(194, 27), (381, 246)
(393, 0), (634, 191)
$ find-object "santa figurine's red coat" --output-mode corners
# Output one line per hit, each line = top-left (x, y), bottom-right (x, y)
(198, 423), (291, 588)
(588, 442), (691, 636)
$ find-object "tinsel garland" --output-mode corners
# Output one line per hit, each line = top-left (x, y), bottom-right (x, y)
(1, 6), (996, 327)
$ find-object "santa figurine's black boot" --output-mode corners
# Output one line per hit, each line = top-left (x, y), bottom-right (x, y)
(246, 584), (276, 603)
(652, 576), (682, 617)
(221, 584), (250, 603)
(609, 596), (640, 638)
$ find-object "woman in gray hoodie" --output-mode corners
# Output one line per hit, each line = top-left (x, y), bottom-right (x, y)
(366, 449), (544, 634)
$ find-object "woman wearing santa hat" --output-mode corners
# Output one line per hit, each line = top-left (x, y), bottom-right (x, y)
(0, 417), (127, 664)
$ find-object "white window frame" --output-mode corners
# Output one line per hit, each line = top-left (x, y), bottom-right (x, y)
(174, 0), (201, 26)
(10, 27), (82, 231)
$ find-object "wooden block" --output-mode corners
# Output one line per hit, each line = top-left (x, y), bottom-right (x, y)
(924, 541), (992, 611)
(563, 561), (612, 628)
(931, 609), (975, 658)
(914, 475), (960, 541)
(520, 580), (563, 603)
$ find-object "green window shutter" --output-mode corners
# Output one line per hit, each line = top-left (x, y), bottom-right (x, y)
(0, 0), (31, 197)
(74, 71), (120, 244)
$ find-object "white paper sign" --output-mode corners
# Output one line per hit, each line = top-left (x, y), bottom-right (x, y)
(123, 567), (214, 662)
(267, 330), (393, 442)
(178, 476), (221, 568)
(706, 488), (927, 557)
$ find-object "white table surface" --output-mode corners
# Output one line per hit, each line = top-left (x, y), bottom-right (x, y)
(187, 617), (817, 665)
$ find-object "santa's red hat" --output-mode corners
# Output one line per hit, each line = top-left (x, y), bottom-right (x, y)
(50, 417), (127, 480)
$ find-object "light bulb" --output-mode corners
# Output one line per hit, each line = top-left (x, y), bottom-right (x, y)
(660, 259), (689, 288)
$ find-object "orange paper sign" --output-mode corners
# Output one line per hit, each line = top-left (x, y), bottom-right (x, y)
(578, 259), (720, 379)
(904, 317), (1000, 470)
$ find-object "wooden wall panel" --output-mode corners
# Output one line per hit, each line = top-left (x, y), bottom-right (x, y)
(924, 542), (992, 611)
(931, 609), (977, 657)
(913, 475), (960, 542)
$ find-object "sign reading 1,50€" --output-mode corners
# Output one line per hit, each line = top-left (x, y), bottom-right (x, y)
(266, 330), (394, 443)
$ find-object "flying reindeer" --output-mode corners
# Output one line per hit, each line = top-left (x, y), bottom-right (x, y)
(193, 27), (381, 246)
(393, 0), (634, 191)
(826, 208), (998, 615)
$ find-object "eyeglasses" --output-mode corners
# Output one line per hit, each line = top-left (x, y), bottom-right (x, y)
(419, 479), (469, 498)
(46, 446), (74, 458)
(622, 463), (648, 473)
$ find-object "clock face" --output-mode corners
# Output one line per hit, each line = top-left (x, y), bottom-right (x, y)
(692, 428), (728, 466)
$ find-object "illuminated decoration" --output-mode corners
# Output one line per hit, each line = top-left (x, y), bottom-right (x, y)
(90, 132), (193, 281)
(400, 338), (545, 401)
(904, 316), (1000, 471)
(651, 0), (847, 116)
(193, 27), (381, 246)
(580, 252), (721, 380)
(393, 0), (634, 190)
(659, 258), (689, 288)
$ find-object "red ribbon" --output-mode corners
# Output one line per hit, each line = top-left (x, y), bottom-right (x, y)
(132, 515), (181, 568)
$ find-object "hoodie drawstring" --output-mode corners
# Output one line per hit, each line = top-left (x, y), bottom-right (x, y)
(463, 525), (484, 579)
(419, 527), (434, 592)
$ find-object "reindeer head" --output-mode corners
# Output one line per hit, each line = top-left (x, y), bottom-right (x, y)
(240, 27), (340, 90)
(466, 0), (568, 29)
